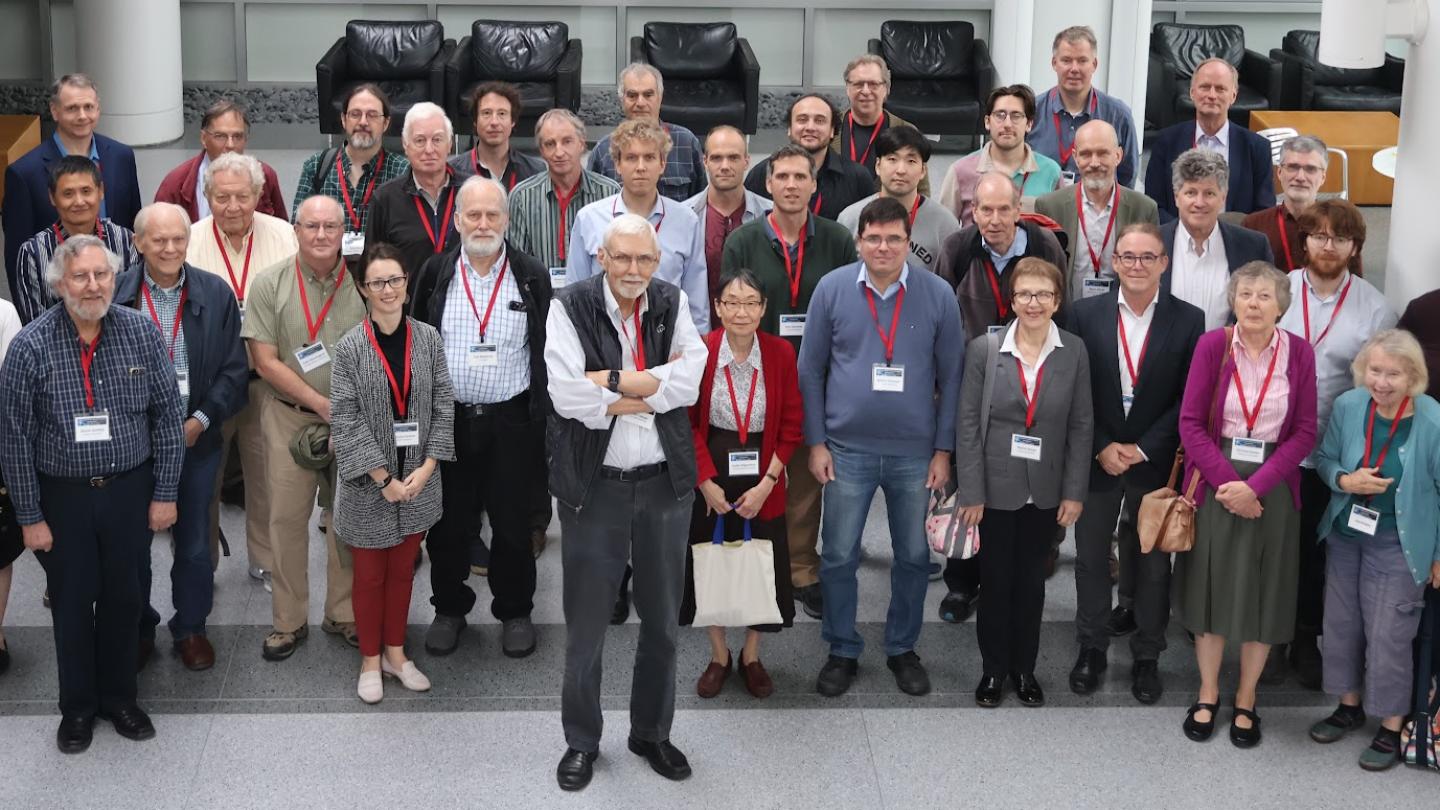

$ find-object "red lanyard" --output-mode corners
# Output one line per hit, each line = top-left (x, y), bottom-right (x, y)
(295, 259), (346, 344)
(212, 221), (253, 302)
(1230, 339), (1281, 437)
(907, 195), (923, 229)
(847, 112), (882, 164)
(554, 178), (581, 262)
(1051, 89), (1098, 166)
(337, 150), (384, 231)
(612, 197), (665, 234)
(78, 329), (101, 410)
(52, 221), (103, 243)
(724, 365), (760, 444)
(470, 150), (516, 190)
(459, 254), (509, 341)
(619, 306), (646, 371)
(981, 257), (1009, 320)
(1275, 208), (1295, 272)
(862, 283), (906, 365)
(1302, 274), (1352, 346)
(140, 282), (188, 361)
(769, 213), (807, 307)
(1016, 359), (1045, 431)
(1077, 184), (1120, 276)
(1116, 308), (1150, 391)
(810, 192), (823, 217)
(1363, 397), (1409, 469)
(412, 186), (457, 254)
(362, 318), (413, 418)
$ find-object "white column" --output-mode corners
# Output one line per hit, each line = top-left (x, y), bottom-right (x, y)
(990, 0), (1037, 85)
(74, 0), (183, 145)
(1108, 0), (1154, 141)
(1380, 0), (1440, 308)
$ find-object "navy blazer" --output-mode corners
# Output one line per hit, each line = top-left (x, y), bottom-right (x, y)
(3, 133), (143, 288)
(115, 262), (249, 457)
(1158, 220), (1274, 301)
(1143, 121), (1275, 222)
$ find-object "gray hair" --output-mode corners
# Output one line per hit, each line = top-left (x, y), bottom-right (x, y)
(617, 63), (664, 101)
(602, 213), (658, 253)
(1353, 328), (1430, 398)
(1226, 260), (1291, 316)
(50, 73), (98, 106)
(205, 152), (264, 198)
(133, 202), (192, 239)
(974, 170), (1022, 208)
(843, 54), (891, 87)
(1052, 25), (1098, 54)
(402, 101), (453, 143)
(45, 234), (120, 292)
(1280, 134), (1330, 169)
(534, 107), (587, 143)
(457, 175), (509, 211)
(1171, 148), (1231, 194)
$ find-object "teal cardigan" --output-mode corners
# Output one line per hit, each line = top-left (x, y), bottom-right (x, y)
(1316, 387), (1440, 585)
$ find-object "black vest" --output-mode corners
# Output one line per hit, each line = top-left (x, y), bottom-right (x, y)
(546, 274), (697, 509)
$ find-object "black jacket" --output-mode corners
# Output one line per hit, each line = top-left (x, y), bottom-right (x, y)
(744, 149), (876, 220)
(1159, 220), (1275, 301)
(365, 171), (460, 279)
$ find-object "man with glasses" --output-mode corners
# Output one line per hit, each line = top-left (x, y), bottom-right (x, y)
(684, 124), (771, 326)
(366, 103), (459, 277)
(1241, 135), (1335, 274)
(939, 85), (1062, 227)
(448, 82), (544, 190)
(155, 99), (287, 222)
(588, 64), (706, 202)
(830, 54), (930, 196)
(1028, 26), (1140, 188)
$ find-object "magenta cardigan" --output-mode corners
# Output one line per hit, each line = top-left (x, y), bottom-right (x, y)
(1178, 328), (1318, 508)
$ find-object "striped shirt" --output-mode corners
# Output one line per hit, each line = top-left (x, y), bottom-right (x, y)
(291, 147), (411, 231)
(186, 213), (299, 305)
(506, 170), (620, 269)
(12, 219), (139, 324)
(1221, 327), (1291, 443)
(587, 121), (707, 202)
(440, 248), (531, 405)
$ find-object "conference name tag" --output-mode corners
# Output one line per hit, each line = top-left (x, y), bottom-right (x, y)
(728, 450), (761, 477)
(466, 343), (499, 368)
(1347, 504), (1380, 535)
(549, 267), (567, 288)
(1082, 277), (1113, 298)
(1059, 171), (1078, 187)
(778, 314), (806, 337)
(987, 324), (1006, 336)
(621, 412), (655, 430)
(74, 412), (111, 443)
(177, 371), (190, 400)
(1011, 433), (1042, 461)
(237, 301), (245, 324)
(393, 421), (420, 448)
(1230, 437), (1266, 464)
(872, 364), (905, 392)
(342, 231), (366, 257)
(1122, 393), (1134, 416)
(294, 342), (331, 373)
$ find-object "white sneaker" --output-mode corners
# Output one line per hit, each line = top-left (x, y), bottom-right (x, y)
(357, 670), (383, 704)
(380, 658), (431, 692)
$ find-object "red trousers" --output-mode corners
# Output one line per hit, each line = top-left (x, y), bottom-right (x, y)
(351, 532), (424, 656)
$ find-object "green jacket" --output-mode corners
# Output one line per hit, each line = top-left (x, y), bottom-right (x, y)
(720, 215), (857, 344)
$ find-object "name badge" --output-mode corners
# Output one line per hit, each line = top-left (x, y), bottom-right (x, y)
(1011, 433), (1043, 460)
(1059, 171), (1077, 187)
(177, 371), (190, 399)
(237, 300), (245, 324)
(621, 412), (655, 430)
(1121, 393), (1134, 416)
(779, 314), (806, 337)
(1082, 277), (1112, 298)
(1347, 504), (1380, 535)
(393, 421), (420, 448)
(294, 342), (330, 373)
(342, 231), (366, 256)
(549, 267), (567, 288)
(1230, 437), (1266, 463)
(74, 412), (111, 443)
(466, 343), (499, 367)
(987, 324), (1006, 337)
(872, 364), (905, 392)
(728, 450), (761, 477)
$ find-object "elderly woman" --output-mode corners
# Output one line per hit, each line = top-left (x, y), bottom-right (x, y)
(680, 268), (803, 699)
(1175, 261), (1318, 748)
(330, 243), (455, 704)
(1308, 329), (1440, 770)
(956, 257), (1093, 708)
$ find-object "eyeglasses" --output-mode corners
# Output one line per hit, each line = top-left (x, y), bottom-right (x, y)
(363, 275), (407, 292)
(860, 235), (908, 249)
(846, 80), (885, 91)
(988, 110), (1028, 123)
(65, 269), (114, 285)
(717, 299), (764, 312)
(407, 135), (449, 150)
(299, 221), (343, 234)
(203, 130), (247, 144)
(1115, 253), (1163, 267)
(1306, 233), (1354, 248)
(1280, 162), (1324, 176)
(605, 253), (660, 269)
(346, 110), (387, 122)
(1012, 290), (1057, 304)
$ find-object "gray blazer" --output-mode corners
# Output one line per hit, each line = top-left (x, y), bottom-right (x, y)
(955, 326), (1094, 510)
(330, 316), (456, 549)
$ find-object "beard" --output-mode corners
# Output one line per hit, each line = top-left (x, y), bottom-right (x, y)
(349, 130), (379, 150)
(1081, 172), (1114, 194)
(63, 291), (112, 322)
(464, 232), (503, 257)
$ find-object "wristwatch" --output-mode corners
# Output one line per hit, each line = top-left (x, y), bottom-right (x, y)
(607, 370), (621, 393)
(375, 474), (393, 489)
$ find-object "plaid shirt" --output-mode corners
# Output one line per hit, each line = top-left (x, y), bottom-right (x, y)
(506, 170), (620, 269)
(12, 219), (139, 324)
(439, 248), (531, 404)
(586, 121), (707, 202)
(0, 304), (185, 523)
(291, 147), (411, 232)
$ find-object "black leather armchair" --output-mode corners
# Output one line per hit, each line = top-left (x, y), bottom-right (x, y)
(628, 22), (760, 135)
(867, 21), (995, 140)
(1271, 30), (1403, 113)
(316, 20), (453, 136)
(1146, 23), (1281, 130)
(446, 20), (582, 136)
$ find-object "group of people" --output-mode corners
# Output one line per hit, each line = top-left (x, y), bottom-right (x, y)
(0, 21), (1437, 792)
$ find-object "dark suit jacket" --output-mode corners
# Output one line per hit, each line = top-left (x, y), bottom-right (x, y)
(1158, 220), (1274, 301)
(1064, 289), (1205, 493)
(3, 133), (143, 286)
(1142, 121), (1274, 222)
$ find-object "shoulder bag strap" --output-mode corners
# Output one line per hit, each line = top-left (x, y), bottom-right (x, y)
(979, 330), (999, 449)
(311, 147), (340, 198)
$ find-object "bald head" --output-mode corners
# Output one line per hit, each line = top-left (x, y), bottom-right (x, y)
(975, 171), (1021, 209)
(1074, 120), (1123, 194)
(295, 195), (344, 270)
(973, 171), (1021, 255)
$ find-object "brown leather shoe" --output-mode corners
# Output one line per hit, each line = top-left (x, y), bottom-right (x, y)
(176, 635), (216, 671)
(741, 658), (774, 698)
(696, 652), (732, 698)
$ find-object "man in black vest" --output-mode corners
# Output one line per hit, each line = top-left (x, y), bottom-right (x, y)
(544, 213), (707, 792)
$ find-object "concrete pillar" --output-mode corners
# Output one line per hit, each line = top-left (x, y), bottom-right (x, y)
(74, 0), (183, 145)
(991, 0), (1036, 85)
(1108, 0), (1154, 158)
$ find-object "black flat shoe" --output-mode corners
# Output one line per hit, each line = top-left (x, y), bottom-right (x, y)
(816, 655), (858, 697)
(1012, 672), (1045, 707)
(1183, 701), (1219, 742)
(627, 736), (691, 781)
(1068, 648), (1106, 695)
(99, 704), (155, 741)
(56, 714), (93, 754)
(1230, 705), (1262, 748)
(938, 589), (978, 623)
(1131, 660), (1163, 704)
(556, 747), (597, 791)
(886, 651), (931, 696)
(1105, 606), (1137, 637)
(794, 583), (823, 620)
(974, 674), (1004, 708)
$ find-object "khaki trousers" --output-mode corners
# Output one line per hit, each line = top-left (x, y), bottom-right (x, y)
(209, 379), (273, 571)
(261, 395), (353, 633)
(785, 446), (823, 588)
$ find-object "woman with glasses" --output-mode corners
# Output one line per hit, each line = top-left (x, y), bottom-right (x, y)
(330, 243), (455, 703)
(955, 257), (1093, 708)
(680, 268), (804, 699)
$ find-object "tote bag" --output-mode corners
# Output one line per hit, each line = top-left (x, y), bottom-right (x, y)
(692, 515), (783, 628)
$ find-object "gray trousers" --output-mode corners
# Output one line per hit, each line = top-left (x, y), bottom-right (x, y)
(1073, 475), (1172, 660)
(560, 471), (693, 753)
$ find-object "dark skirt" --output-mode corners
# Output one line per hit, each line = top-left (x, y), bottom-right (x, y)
(680, 427), (794, 631)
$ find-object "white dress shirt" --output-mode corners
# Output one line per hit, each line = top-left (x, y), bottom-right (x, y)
(1117, 290), (1158, 417)
(195, 153), (212, 220)
(1194, 121), (1229, 163)
(1000, 319), (1064, 392)
(1169, 224), (1231, 330)
(1070, 185), (1119, 300)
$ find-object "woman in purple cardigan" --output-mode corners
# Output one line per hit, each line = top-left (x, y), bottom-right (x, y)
(1174, 261), (1318, 749)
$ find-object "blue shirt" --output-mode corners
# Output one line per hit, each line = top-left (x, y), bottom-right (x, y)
(1027, 87), (1140, 188)
(984, 227), (1029, 267)
(52, 132), (107, 220)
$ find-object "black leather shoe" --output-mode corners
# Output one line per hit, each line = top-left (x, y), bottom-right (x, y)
(1230, 705), (1262, 748)
(886, 651), (932, 696)
(100, 704), (155, 741)
(610, 587), (630, 625)
(794, 584), (823, 620)
(1104, 606), (1137, 636)
(1012, 672), (1045, 707)
(56, 714), (94, 754)
(556, 747), (597, 791)
(1183, 701), (1219, 742)
(974, 674), (1005, 708)
(1131, 660), (1163, 704)
(815, 655), (858, 697)
(1068, 648), (1106, 695)
(627, 736), (692, 780)
(937, 589), (978, 623)
(1289, 636), (1323, 691)
(1259, 643), (1288, 684)
(0, 639), (10, 675)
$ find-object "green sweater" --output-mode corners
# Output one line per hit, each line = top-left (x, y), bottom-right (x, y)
(721, 215), (857, 348)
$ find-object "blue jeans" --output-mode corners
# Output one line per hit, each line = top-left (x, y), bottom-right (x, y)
(819, 442), (931, 659)
(141, 445), (223, 641)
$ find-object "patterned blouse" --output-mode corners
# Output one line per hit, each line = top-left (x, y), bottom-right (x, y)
(708, 335), (767, 434)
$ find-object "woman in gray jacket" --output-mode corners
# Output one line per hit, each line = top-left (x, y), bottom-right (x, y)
(331, 243), (456, 704)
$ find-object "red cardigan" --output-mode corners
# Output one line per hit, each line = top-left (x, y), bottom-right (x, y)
(690, 330), (805, 521)
(154, 151), (288, 222)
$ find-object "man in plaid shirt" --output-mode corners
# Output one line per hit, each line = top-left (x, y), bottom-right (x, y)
(587, 64), (706, 203)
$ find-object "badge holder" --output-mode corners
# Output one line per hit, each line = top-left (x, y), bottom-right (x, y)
(467, 343), (499, 367)
(74, 410), (111, 443)
(342, 232), (366, 256)
(778, 313), (806, 337)
(393, 422), (420, 448)
(1010, 433), (1042, 460)
(294, 341), (331, 373)
(727, 449), (761, 477)
(871, 364), (905, 392)
(1230, 437), (1266, 464)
